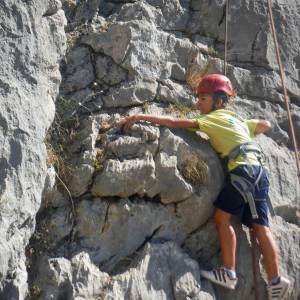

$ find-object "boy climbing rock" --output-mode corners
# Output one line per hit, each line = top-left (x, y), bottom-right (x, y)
(117, 74), (290, 300)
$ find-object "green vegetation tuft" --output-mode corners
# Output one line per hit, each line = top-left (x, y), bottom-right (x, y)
(181, 154), (209, 185)
(206, 46), (218, 56)
(62, 0), (76, 9)
(165, 103), (197, 118)
(94, 149), (105, 172)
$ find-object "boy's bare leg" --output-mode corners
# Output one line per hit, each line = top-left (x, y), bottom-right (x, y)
(214, 208), (236, 271)
(252, 223), (280, 281)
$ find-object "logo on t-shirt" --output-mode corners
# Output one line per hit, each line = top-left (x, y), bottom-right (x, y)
(228, 117), (235, 126)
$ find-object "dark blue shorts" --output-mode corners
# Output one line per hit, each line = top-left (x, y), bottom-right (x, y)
(214, 165), (270, 228)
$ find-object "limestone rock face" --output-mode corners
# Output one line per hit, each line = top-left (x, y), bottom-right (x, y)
(34, 252), (111, 300)
(28, 0), (299, 298)
(34, 242), (216, 300)
(0, 0), (66, 299)
(91, 127), (222, 203)
(62, 46), (95, 92)
(2, 0), (299, 299)
(190, 0), (300, 81)
(270, 217), (300, 300)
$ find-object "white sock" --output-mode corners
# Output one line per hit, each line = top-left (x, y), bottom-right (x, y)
(270, 276), (280, 285)
(224, 268), (237, 279)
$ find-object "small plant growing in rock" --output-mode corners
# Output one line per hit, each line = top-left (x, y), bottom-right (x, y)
(186, 57), (214, 92)
(30, 285), (42, 298)
(94, 149), (105, 172)
(45, 139), (74, 183)
(165, 103), (197, 118)
(206, 46), (218, 56)
(66, 32), (79, 48)
(55, 96), (73, 119)
(181, 153), (209, 185)
(46, 142), (64, 172)
(62, 0), (76, 9)
(142, 101), (150, 114)
(45, 95), (80, 181)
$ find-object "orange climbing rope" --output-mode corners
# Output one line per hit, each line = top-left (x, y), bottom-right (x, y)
(267, 0), (300, 177)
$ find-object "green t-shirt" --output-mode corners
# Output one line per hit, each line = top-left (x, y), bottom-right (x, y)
(192, 109), (260, 171)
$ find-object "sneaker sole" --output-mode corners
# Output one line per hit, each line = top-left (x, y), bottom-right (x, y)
(281, 282), (290, 300)
(200, 273), (236, 290)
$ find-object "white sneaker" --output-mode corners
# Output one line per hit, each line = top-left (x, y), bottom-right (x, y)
(200, 267), (238, 290)
(267, 277), (291, 300)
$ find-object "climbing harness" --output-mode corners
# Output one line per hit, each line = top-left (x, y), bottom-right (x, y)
(226, 142), (276, 219)
(227, 142), (263, 163)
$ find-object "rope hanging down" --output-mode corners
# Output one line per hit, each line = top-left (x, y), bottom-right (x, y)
(224, 0), (229, 76)
(267, 0), (300, 177)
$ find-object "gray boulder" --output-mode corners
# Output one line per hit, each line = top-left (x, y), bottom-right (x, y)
(91, 154), (158, 198)
(0, 1), (66, 298)
(21, 1), (300, 300)
(91, 126), (223, 204)
(157, 80), (195, 106)
(189, 0), (300, 82)
(81, 19), (199, 80)
(102, 78), (158, 107)
(110, 242), (215, 300)
(33, 242), (216, 300)
(62, 46), (95, 92)
(117, 0), (190, 31)
(95, 55), (128, 85)
(34, 252), (110, 300)
(270, 217), (300, 300)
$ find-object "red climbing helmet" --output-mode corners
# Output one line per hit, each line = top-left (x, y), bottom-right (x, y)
(197, 74), (234, 96)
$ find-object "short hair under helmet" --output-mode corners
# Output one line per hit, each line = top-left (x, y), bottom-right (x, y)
(197, 74), (234, 97)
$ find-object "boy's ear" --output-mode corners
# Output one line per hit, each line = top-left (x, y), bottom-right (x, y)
(215, 99), (225, 108)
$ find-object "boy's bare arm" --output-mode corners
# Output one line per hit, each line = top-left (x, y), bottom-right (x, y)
(254, 120), (272, 134)
(117, 114), (198, 129)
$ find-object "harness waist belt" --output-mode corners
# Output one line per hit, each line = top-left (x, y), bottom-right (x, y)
(227, 142), (262, 162)
(226, 143), (275, 219)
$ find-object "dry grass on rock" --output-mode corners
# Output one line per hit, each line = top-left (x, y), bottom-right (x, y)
(181, 153), (209, 185)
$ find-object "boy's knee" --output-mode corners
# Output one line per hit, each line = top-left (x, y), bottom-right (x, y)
(253, 223), (272, 236)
